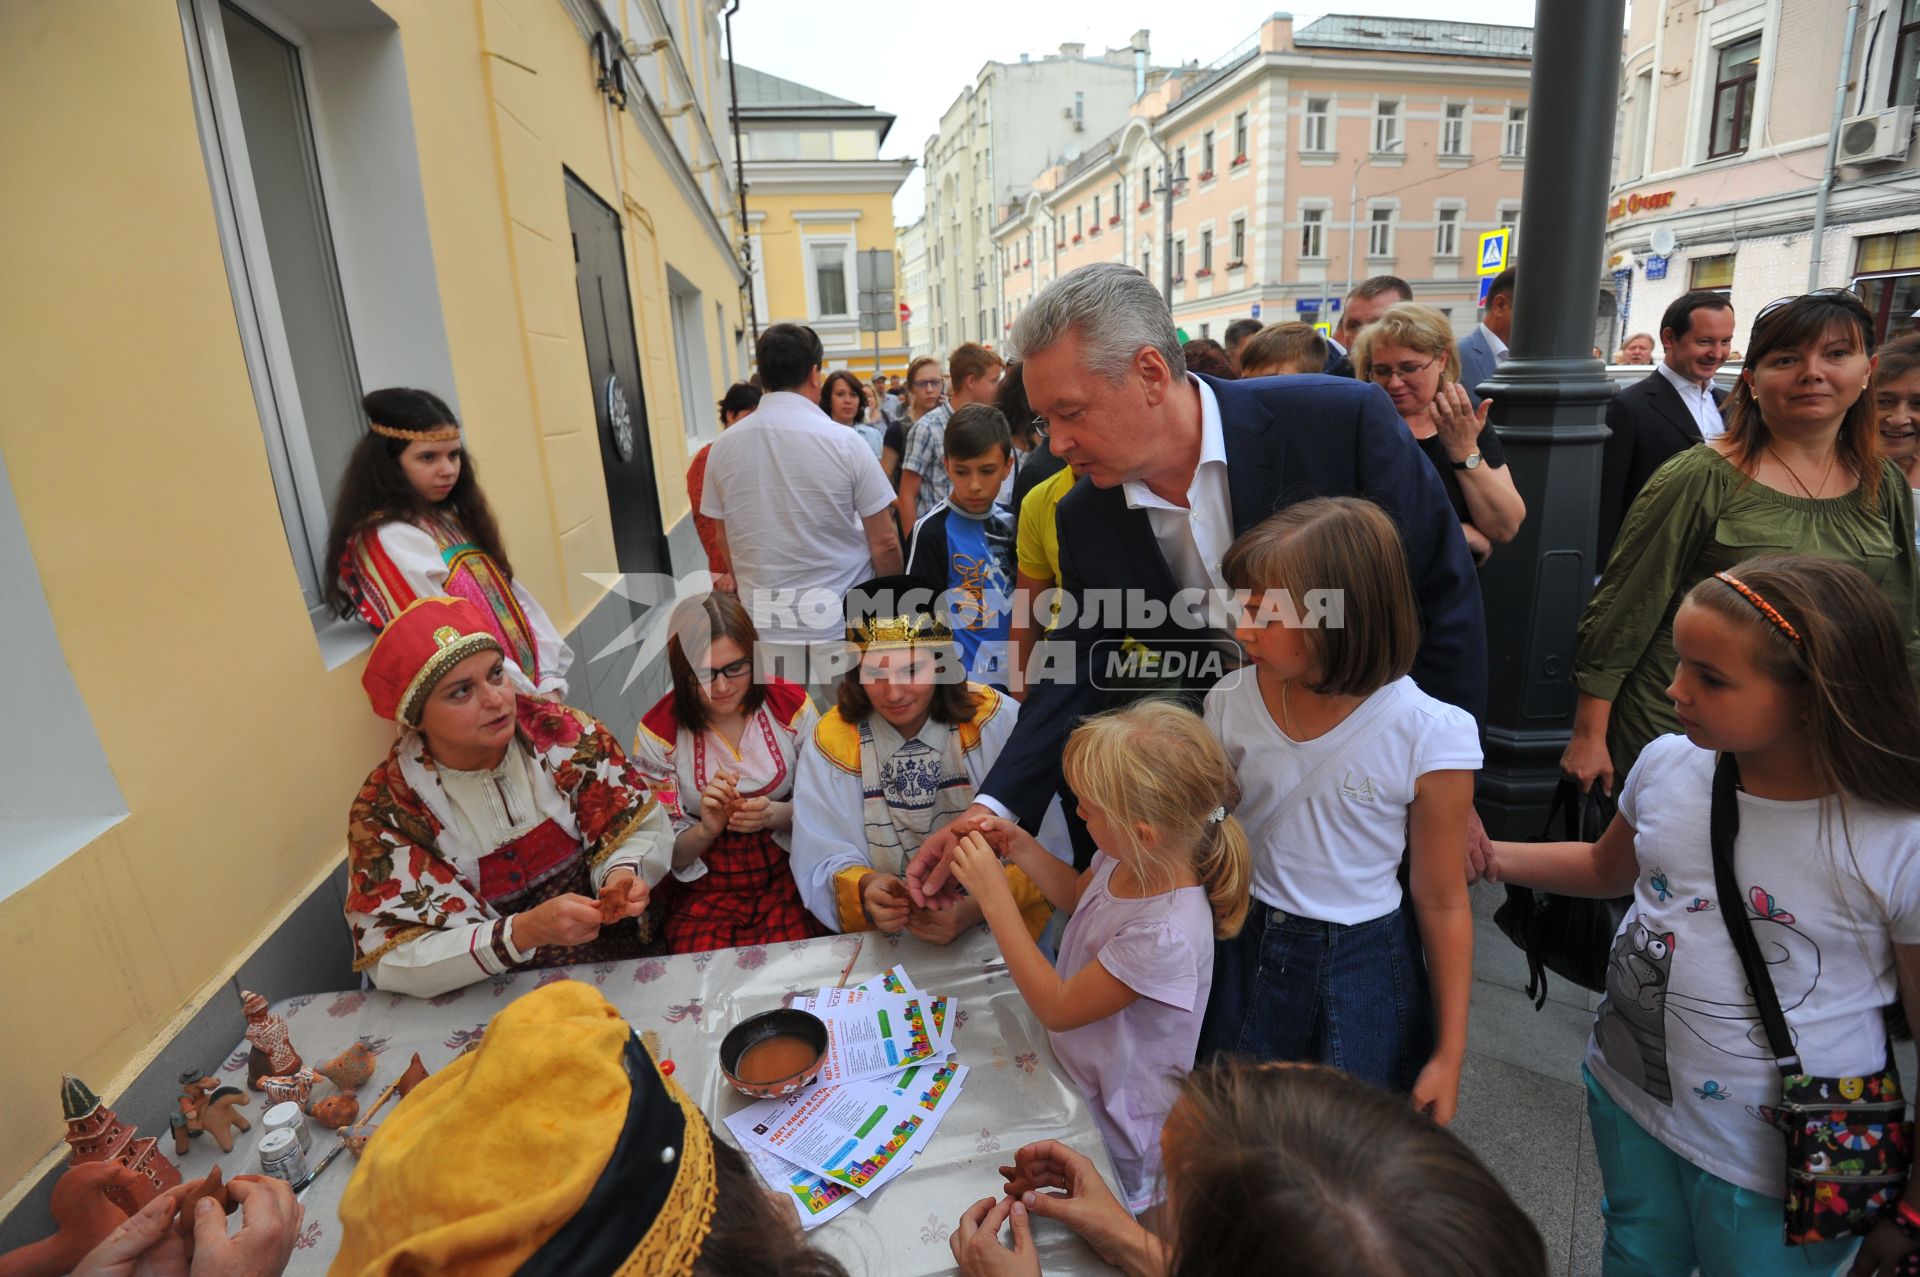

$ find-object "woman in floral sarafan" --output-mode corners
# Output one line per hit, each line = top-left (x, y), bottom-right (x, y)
(344, 596), (674, 998)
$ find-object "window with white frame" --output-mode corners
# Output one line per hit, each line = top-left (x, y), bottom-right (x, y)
(1092, 195), (1101, 225)
(1498, 201), (1521, 254)
(1503, 105), (1528, 157)
(1300, 207), (1327, 259)
(1372, 101), (1401, 153)
(1622, 69), (1653, 183)
(1303, 97), (1330, 152)
(1141, 236), (1152, 275)
(1435, 206), (1461, 258)
(1708, 36), (1761, 158)
(1175, 144), (1188, 180)
(179, 0), (454, 637)
(1200, 228), (1214, 272)
(1368, 206), (1396, 258)
(1174, 235), (1187, 280)
(1234, 111), (1249, 160)
(1231, 216), (1246, 264)
(808, 240), (852, 316)
(1112, 180), (1122, 219)
(1202, 130), (1215, 176)
(1441, 102), (1466, 155)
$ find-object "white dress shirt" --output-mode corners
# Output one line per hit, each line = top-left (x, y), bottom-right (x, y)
(1655, 359), (1725, 440)
(1478, 323), (1509, 364)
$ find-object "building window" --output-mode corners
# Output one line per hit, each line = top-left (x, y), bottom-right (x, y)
(1303, 97), (1330, 152)
(1141, 165), (1152, 204)
(1622, 69), (1653, 183)
(1894, 0), (1920, 107)
(1231, 216), (1246, 264)
(1175, 144), (1187, 181)
(1301, 207), (1326, 259)
(1708, 36), (1761, 159)
(1234, 111), (1249, 160)
(1441, 103), (1466, 155)
(1368, 207), (1395, 258)
(1112, 180), (1122, 219)
(1373, 101), (1401, 153)
(1141, 236), (1152, 275)
(1173, 236), (1186, 280)
(1075, 207), (1083, 237)
(1202, 129), (1215, 176)
(1503, 106), (1528, 157)
(1092, 195), (1100, 225)
(1200, 228), (1214, 272)
(1855, 230), (1920, 340)
(1499, 201), (1520, 252)
(180, 0), (452, 634)
(1074, 91), (1084, 122)
(1435, 207), (1460, 258)
(1688, 253), (1736, 291)
(1200, 322), (1211, 340)
(810, 241), (850, 315)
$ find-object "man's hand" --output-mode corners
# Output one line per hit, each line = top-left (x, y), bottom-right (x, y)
(859, 872), (911, 933)
(949, 1197), (1040, 1277)
(904, 804), (996, 907)
(1001, 1141), (1149, 1272)
(602, 868), (650, 919)
(512, 894), (603, 951)
(189, 1175), (302, 1277)
(72, 1187), (189, 1277)
(907, 895), (984, 946)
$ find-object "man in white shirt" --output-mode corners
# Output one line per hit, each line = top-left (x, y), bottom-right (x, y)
(701, 324), (902, 693)
(1596, 292), (1735, 565)
(1458, 268), (1513, 406)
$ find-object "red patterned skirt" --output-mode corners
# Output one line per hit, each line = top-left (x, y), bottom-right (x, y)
(660, 828), (824, 954)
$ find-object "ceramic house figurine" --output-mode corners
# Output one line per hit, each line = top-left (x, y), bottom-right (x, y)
(60, 1076), (178, 1211)
(240, 990), (301, 1091)
(0, 1163), (135, 1277)
(317, 1041), (376, 1093)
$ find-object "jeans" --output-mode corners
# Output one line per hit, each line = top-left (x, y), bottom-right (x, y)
(1196, 899), (1434, 1092)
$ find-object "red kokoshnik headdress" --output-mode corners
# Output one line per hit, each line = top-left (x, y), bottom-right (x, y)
(362, 597), (503, 725)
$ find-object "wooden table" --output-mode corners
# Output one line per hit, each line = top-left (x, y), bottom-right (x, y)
(179, 929), (1123, 1275)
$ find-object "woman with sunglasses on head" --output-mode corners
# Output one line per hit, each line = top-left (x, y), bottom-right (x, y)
(631, 592), (825, 953)
(1352, 304), (1527, 566)
(1564, 290), (1920, 802)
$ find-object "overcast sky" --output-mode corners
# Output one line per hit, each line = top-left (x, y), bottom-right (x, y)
(729, 1), (1543, 226)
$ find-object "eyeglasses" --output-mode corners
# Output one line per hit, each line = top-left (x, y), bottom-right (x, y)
(696, 657), (753, 685)
(1367, 355), (1441, 384)
(1753, 287), (1865, 325)
(911, 378), (945, 390)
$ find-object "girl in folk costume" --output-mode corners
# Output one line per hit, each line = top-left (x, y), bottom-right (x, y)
(630, 593), (825, 953)
(345, 597), (674, 999)
(789, 576), (1072, 943)
(326, 387), (574, 698)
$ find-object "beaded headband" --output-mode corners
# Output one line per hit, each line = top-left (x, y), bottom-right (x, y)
(1713, 571), (1802, 645)
(369, 420), (461, 443)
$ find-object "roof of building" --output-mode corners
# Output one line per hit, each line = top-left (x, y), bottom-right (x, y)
(1057, 125), (1126, 188)
(62, 1074), (102, 1121)
(1295, 14), (1533, 59)
(733, 65), (896, 144)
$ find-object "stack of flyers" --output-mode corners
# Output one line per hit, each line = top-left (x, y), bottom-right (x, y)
(723, 967), (967, 1229)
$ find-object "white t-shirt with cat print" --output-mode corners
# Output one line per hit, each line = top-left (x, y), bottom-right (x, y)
(1586, 733), (1920, 1196)
(1204, 674), (1481, 925)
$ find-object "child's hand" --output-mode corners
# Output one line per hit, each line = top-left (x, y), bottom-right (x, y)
(696, 770), (740, 837)
(1412, 1053), (1463, 1126)
(726, 794), (772, 832)
(949, 833), (1016, 912)
(953, 814), (1035, 861)
(859, 872), (911, 933)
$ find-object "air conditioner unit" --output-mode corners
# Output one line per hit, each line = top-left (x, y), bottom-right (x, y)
(1837, 106), (1915, 166)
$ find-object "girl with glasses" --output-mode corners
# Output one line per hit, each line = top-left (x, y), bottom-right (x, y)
(1353, 304), (1527, 566)
(631, 592), (824, 953)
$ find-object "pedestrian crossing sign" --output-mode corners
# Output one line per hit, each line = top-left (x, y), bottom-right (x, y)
(1313, 321), (1332, 339)
(1477, 229), (1510, 276)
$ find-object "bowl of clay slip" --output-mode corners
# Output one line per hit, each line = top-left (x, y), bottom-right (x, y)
(718, 1009), (828, 1099)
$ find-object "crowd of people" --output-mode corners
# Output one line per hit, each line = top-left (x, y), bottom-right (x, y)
(65, 261), (1920, 1276)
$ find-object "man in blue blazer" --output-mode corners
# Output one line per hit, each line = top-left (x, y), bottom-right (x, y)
(1457, 268), (1514, 407)
(903, 263), (1486, 900)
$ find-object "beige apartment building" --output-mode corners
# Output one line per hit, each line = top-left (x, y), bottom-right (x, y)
(1605, 0), (1920, 348)
(997, 14), (1532, 346)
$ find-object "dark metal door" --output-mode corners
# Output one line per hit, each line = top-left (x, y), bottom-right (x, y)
(566, 172), (668, 575)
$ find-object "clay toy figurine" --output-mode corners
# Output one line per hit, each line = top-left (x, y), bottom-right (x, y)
(240, 990), (301, 1091)
(260, 1066), (320, 1111)
(394, 1052), (431, 1099)
(170, 1071), (212, 1155)
(195, 1087), (252, 1154)
(170, 1167), (236, 1240)
(311, 1094), (360, 1130)
(0, 1162), (135, 1277)
(596, 882), (628, 924)
(316, 1041), (376, 1093)
(339, 1123), (378, 1157)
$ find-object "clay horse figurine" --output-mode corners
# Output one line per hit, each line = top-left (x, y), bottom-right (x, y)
(0, 1163), (135, 1277)
(169, 1071), (217, 1155)
(240, 990), (301, 1092)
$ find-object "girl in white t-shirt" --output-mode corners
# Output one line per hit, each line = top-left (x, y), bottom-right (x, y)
(1198, 497), (1480, 1124)
(1489, 555), (1920, 1276)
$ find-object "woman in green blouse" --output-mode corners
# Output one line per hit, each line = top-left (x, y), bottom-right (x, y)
(1564, 290), (1920, 795)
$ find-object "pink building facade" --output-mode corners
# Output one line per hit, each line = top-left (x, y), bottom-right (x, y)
(995, 14), (1531, 349)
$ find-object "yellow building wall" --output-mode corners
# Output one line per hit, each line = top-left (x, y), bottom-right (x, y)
(751, 188), (909, 377)
(0, 0), (740, 1200)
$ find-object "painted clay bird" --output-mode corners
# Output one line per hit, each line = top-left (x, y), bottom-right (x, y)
(311, 1094), (360, 1130)
(317, 1041), (376, 1092)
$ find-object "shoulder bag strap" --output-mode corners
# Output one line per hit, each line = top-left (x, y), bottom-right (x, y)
(1707, 751), (1801, 1076)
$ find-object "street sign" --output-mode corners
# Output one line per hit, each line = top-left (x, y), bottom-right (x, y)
(1477, 229), (1510, 276)
(1250, 302), (1262, 320)
(899, 302), (911, 323)
(856, 249), (894, 291)
(1313, 321), (1332, 339)
(1645, 254), (1668, 281)
(1478, 276), (1493, 307)
(858, 289), (895, 333)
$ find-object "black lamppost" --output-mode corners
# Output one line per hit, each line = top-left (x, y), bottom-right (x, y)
(1474, 0), (1629, 837)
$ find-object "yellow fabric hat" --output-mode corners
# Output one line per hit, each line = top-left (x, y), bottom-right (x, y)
(328, 981), (714, 1277)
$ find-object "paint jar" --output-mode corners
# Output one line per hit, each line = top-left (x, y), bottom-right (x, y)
(258, 1128), (309, 1184)
(262, 1101), (310, 1153)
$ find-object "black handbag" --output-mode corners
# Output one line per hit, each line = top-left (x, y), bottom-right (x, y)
(1707, 753), (1912, 1245)
(1493, 777), (1630, 1009)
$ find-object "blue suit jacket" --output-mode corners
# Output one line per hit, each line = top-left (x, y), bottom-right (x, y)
(1458, 326), (1501, 406)
(983, 373), (1489, 827)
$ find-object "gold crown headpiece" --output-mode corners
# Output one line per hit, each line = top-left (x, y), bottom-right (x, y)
(848, 612), (953, 651)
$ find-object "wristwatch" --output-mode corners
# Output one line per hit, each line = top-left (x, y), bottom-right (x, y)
(1451, 451), (1483, 471)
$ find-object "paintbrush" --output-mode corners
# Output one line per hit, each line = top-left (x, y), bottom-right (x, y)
(834, 936), (865, 989)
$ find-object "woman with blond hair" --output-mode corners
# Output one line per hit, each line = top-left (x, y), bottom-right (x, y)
(1353, 303), (1527, 563)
